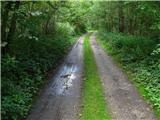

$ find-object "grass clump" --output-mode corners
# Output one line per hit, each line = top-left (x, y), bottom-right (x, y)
(81, 33), (111, 120)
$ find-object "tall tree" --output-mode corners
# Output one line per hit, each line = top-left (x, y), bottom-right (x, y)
(6, 1), (20, 52)
(118, 1), (125, 33)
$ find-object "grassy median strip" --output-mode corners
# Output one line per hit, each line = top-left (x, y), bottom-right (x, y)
(80, 34), (111, 120)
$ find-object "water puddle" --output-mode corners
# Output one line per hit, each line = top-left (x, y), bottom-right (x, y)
(49, 64), (78, 96)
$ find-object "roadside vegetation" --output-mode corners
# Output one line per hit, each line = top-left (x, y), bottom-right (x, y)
(81, 34), (111, 120)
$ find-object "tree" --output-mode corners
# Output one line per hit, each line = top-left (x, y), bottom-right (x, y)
(6, 1), (20, 52)
(118, 1), (125, 33)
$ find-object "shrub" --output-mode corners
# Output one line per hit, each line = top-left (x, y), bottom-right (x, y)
(98, 31), (156, 62)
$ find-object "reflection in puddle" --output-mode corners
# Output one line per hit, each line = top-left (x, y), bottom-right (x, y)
(50, 64), (78, 96)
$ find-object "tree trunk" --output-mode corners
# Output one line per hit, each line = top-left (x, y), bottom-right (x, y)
(118, 2), (125, 33)
(1, 2), (12, 42)
(128, 17), (133, 34)
(45, 14), (52, 34)
(6, 1), (20, 52)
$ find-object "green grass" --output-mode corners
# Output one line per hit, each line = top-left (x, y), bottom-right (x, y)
(80, 33), (111, 120)
(96, 32), (160, 119)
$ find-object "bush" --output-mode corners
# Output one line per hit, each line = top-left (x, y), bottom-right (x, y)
(1, 54), (43, 120)
(98, 31), (156, 62)
(128, 60), (160, 109)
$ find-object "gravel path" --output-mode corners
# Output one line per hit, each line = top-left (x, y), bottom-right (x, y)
(90, 33), (156, 120)
(26, 36), (84, 120)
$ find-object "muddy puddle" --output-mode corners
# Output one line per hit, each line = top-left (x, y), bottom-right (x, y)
(50, 64), (78, 96)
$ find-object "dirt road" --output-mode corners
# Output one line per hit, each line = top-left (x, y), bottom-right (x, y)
(26, 36), (84, 120)
(90, 33), (156, 120)
(27, 33), (156, 120)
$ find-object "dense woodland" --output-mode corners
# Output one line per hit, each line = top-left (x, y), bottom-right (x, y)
(1, 1), (160, 120)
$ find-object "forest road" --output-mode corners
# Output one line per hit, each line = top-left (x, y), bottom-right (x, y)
(26, 36), (84, 120)
(90, 33), (156, 120)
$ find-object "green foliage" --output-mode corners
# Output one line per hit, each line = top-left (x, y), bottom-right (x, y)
(98, 31), (156, 62)
(89, 1), (160, 39)
(131, 62), (160, 108)
(151, 44), (160, 59)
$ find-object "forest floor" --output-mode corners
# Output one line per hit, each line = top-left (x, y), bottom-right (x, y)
(26, 33), (156, 120)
